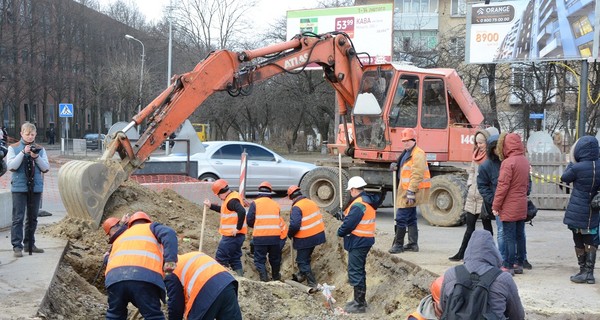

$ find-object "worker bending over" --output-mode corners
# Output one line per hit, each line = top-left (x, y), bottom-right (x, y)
(104, 212), (178, 320)
(287, 185), (326, 288)
(246, 181), (284, 281)
(165, 251), (242, 320)
(204, 179), (247, 276)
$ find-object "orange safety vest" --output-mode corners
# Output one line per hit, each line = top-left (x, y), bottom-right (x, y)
(174, 252), (228, 318)
(293, 198), (325, 239)
(219, 191), (247, 236)
(252, 197), (281, 238)
(106, 223), (164, 277)
(279, 217), (288, 240)
(400, 146), (431, 190)
(344, 196), (376, 238)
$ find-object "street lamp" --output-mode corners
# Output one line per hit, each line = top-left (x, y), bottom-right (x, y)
(125, 34), (145, 132)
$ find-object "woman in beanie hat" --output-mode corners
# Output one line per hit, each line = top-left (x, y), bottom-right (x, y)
(449, 127), (498, 261)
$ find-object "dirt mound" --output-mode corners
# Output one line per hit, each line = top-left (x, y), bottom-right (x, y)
(40, 180), (433, 319)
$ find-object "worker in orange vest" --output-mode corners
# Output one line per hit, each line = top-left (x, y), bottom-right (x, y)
(165, 251), (241, 320)
(407, 276), (444, 320)
(337, 176), (378, 313)
(104, 212), (178, 319)
(287, 185), (326, 288)
(389, 128), (431, 253)
(204, 179), (247, 276)
(246, 181), (285, 282)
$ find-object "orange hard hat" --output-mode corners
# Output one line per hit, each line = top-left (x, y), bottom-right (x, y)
(211, 179), (229, 195)
(401, 128), (417, 141)
(430, 275), (444, 303)
(259, 181), (272, 192)
(287, 185), (301, 199)
(128, 211), (152, 227)
(102, 217), (120, 235)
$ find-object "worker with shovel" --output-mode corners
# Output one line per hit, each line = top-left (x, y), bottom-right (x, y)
(287, 185), (326, 288)
(337, 176), (378, 314)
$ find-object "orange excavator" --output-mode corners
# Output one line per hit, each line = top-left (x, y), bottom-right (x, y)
(58, 31), (484, 228)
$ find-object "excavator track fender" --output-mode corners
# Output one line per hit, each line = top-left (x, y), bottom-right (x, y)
(419, 174), (466, 227)
(300, 166), (349, 214)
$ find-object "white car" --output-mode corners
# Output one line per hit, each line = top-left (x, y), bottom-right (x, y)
(148, 141), (316, 193)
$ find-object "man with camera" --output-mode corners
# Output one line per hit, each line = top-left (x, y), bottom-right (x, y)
(6, 122), (50, 257)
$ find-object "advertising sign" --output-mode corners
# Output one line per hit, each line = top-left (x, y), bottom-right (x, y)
(287, 4), (393, 65)
(466, 0), (597, 63)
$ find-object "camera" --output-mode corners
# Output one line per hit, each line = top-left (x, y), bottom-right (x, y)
(29, 144), (42, 154)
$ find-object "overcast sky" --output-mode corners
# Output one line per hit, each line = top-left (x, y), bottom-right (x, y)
(97, 0), (320, 34)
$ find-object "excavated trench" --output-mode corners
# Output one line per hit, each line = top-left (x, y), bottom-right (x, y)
(39, 180), (436, 319)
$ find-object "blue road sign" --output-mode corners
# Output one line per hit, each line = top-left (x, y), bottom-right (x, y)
(59, 103), (73, 118)
(529, 113), (544, 120)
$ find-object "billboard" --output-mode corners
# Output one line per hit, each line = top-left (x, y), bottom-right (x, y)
(466, 0), (598, 63)
(287, 4), (393, 65)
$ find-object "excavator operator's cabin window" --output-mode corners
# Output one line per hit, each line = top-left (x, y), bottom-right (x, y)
(389, 75), (419, 128)
(421, 78), (448, 129)
(353, 70), (393, 150)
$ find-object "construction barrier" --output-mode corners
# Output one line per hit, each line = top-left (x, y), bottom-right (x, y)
(528, 152), (570, 210)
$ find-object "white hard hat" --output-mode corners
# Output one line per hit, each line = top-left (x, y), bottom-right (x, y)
(346, 176), (367, 190)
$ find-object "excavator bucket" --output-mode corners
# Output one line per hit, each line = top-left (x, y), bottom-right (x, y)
(58, 159), (127, 228)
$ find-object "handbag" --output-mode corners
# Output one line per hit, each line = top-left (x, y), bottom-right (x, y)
(525, 199), (537, 223)
(591, 162), (600, 210)
(480, 201), (494, 220)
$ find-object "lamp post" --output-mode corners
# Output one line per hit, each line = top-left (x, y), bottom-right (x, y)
(125, 34), (145, 133)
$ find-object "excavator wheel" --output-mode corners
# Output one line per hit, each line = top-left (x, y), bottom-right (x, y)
(300, 167), (349, 214)
(419, 174), (466, 227)
(58, 159), (127, 228)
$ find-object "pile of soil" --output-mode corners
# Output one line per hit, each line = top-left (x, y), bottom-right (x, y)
(39, 180), (435, 319)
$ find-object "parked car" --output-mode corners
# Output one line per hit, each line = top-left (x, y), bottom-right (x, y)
(82, 133), (106, 150)
(148, 141), (316, 193)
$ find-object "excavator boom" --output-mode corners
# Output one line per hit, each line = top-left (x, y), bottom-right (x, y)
(58, 32), (364, 227)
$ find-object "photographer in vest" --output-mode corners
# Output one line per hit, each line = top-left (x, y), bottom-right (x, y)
(204, 179), (247, 277)
(7, 122), (49, 257)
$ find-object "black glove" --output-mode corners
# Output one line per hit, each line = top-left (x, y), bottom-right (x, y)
(332, 208), (344, 221)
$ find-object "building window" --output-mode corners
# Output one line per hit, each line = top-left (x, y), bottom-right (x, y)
(479, 77), (489, 94)
(572, 16), (593, 38)
(396, 0), (437, 13)
(449, 37), (464, 56)
(451, 0), (466, 16)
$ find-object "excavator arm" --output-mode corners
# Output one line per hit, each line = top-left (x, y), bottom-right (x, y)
(58, 32), (364, 227)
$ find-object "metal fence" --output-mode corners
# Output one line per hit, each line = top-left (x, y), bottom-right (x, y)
(528, 152), (570, 210)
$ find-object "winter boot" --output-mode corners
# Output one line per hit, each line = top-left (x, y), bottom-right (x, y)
(403, 225), (419, 252)
(272, 265), (281, 281)
(570, 247), (586, 281)
(292, 272), (305, 283)
(585, 245), (596, 284)
(388, 226), (405, 254)
(448, 232), (469, 261)
(305, 271), (318, 288)
(259, 269), (269, 282)
(234, 268), (244, 277)
(345, 286), (367, 313)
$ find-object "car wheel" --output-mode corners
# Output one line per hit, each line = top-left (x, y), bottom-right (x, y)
(198, 173), (219, 182)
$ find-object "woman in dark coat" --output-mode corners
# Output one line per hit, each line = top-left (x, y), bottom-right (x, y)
(561, 135), (600, 284)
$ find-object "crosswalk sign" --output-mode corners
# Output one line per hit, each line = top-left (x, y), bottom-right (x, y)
(59, 103), (73, 118)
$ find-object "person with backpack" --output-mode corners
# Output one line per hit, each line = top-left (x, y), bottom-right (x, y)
(439, 230), (524, 320)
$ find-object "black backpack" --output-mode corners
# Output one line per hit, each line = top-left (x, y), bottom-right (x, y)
(441, 265), (503, 320)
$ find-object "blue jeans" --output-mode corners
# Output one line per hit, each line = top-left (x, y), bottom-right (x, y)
(495, 216), (506, 261)
(197, 282), (242, 320)
(395, 207), (417, 228)
(11, 192), (42, 249)
(502, 220), (525, 268)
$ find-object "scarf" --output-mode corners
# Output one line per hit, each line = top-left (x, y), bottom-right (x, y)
(473, 147), (487, 164)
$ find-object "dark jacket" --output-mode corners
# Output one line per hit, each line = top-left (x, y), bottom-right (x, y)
(493, 133), (529, 222)
(441, 230), (525, 319)
(477, 135), (500, 207)
(561, 136), (600, 229)
(337, 191), (379, 250)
